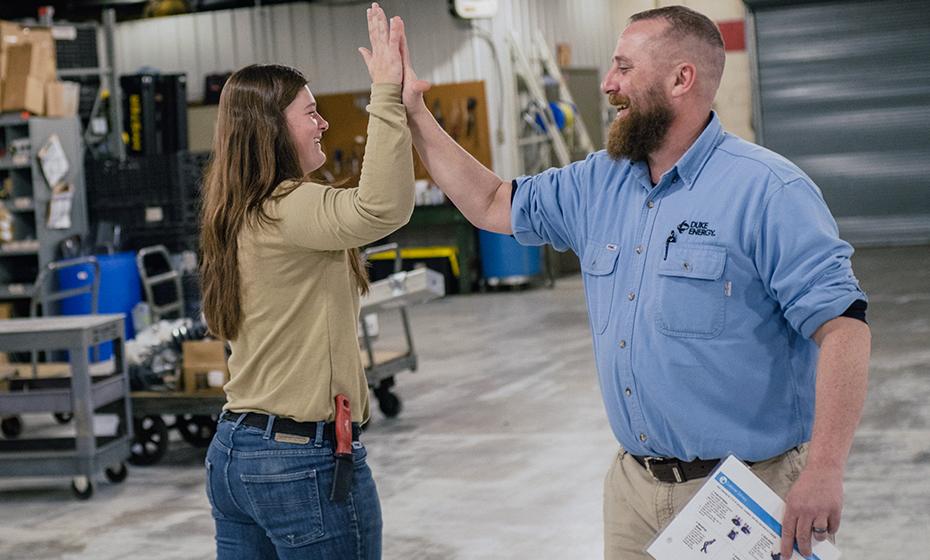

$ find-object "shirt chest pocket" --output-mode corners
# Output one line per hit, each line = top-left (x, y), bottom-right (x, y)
(581, 241), (621, 334)
(656, 244), (727, 338)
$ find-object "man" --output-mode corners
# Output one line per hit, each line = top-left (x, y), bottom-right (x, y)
(396, 6), (870, 559)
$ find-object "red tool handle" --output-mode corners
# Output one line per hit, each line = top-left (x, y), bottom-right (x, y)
(334, 394), (352, 457)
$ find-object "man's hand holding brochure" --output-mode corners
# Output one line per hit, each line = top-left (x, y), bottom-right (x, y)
(647, 456), (841, 560)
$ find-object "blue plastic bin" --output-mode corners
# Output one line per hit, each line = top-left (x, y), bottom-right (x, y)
(478, 230), (541, 282)
(58, 252), (142, 360)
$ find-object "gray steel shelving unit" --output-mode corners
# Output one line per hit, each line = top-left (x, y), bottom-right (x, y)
(0, 115), (89, 303)
(0, 314), (132, 499)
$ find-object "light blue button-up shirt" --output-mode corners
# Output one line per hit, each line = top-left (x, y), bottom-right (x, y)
(512, 112), (865, 461)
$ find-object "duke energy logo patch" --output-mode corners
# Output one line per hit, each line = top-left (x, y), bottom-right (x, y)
(677, 220), (716, 237)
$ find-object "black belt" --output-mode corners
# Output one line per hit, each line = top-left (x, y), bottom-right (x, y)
(631, 454), (754, 484)
(222, 411), (361, 442)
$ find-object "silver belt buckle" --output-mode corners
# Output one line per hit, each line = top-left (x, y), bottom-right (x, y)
(643, 456), (684, 483)
(642, 456), (658, 479)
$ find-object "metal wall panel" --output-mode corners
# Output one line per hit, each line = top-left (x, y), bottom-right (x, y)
(113, 0), (621, 177)
(748, 0), (930, 244)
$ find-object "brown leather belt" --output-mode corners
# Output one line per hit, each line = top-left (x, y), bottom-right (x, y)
(631, 454), (754, 483)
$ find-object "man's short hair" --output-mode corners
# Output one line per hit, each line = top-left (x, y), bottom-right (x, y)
(630, 6), (724, 51)
(630, 5), (725, 96)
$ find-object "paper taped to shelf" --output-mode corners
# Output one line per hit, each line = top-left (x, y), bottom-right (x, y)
(37, 133), (69, 187)
(46, 182), (73, 229)
(360, 268), (445, 314)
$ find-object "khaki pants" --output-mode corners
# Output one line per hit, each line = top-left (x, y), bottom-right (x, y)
(603, 444), (809, 560)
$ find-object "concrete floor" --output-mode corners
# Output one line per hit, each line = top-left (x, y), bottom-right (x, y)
(0, 245), (928, 559)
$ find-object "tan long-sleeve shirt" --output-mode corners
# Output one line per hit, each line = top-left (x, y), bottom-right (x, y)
(223, 84), (414, 423)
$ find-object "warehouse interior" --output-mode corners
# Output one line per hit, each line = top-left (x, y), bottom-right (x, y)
(0, 0), (927, 559)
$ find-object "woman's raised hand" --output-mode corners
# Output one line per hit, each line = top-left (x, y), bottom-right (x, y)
(358, 3), (403, 85)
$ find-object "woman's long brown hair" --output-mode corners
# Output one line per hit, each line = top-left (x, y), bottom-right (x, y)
(200, 64), (369, 340)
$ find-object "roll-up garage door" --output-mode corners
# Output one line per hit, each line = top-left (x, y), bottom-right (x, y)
(745, 0), (930, 245)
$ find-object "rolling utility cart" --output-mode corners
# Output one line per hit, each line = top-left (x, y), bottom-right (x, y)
(360, 244), (445, 418)
(126, 391), (225, 466)
(0, 314), (132, 500)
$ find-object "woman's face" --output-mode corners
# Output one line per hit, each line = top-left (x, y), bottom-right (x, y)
(284, 85), (329, 174)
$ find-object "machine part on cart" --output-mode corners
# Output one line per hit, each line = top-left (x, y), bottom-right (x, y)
(104, 462), (129, 483)
(125, 317), (208, 391)
(359, 267), (446, 314)
(136, 245), (186, 321)
(53, 412), (73, 424)
(175, 414), (217, 448)
(374, 378), (402, 418)
(1, 416), (23, 438)
(71, 475), (93, 500)
(129, 415), (169, 465)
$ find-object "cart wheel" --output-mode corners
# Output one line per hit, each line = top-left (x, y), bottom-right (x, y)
(54, 412), (73, 424)
(376, 390), (402, 418)
(71, 476), (94, 500)
(129, 415), (169, 466)
(105, 463), (129, 483)
(1, 416), (22, 438)
(176, 414), (217, 448)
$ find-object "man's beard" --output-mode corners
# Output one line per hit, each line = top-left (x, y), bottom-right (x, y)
(606, 86), (674, 162)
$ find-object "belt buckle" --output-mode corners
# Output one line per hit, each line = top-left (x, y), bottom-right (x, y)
(643, 456), (685, 483)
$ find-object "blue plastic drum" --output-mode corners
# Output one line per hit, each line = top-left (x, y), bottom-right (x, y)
(478, 230), (541, 284)
(58, 252), (142, 360)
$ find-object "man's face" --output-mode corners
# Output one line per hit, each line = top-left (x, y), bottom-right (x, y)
(601, 20), (675, 161)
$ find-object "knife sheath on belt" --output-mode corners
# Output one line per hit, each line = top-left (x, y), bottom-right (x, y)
(330, 393), (353, 502)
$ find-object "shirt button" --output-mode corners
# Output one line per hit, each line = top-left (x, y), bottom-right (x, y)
(672, 177), (679, 183)
(627, 292), (635, 301)
(682, 262), (692, 271)
(625, 387), (632, 397)
(618, 340), (627, 348)
(647, 201), (655, 209)
(639, 433), (648, 442)
(635, 245), (643, 254)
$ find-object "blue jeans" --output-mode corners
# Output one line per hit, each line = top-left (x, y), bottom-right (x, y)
(205, 414), (382, 559)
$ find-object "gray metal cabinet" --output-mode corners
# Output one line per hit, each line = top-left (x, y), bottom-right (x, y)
(0, 115), (89, 301)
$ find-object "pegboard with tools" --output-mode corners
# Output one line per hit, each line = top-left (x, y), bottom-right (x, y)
(314, 80), (492, 185)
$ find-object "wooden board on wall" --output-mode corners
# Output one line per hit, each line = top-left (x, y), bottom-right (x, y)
(314, 80), (492, 184)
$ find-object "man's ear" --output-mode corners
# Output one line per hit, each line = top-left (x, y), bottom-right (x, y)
(670, 62), (697, 98)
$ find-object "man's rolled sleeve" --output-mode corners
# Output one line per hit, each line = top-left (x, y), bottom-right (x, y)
(510, 159), (588, 253)
(754, 178), (867, 339)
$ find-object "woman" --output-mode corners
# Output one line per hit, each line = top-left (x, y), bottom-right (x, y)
(200, 4), (413, 558)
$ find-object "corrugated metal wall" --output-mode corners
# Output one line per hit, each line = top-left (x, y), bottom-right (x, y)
(747, 0), (930, 245)
(113, 0), (623, 177)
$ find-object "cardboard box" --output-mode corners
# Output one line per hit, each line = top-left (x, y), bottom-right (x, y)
(1, 73), (44, 114)
(45, 80), (79, 117)
(6, 43), (41, 76)
(182, 339), (229, 394)
(0, 24), (55, 81)
(0, 21), (23, 78)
